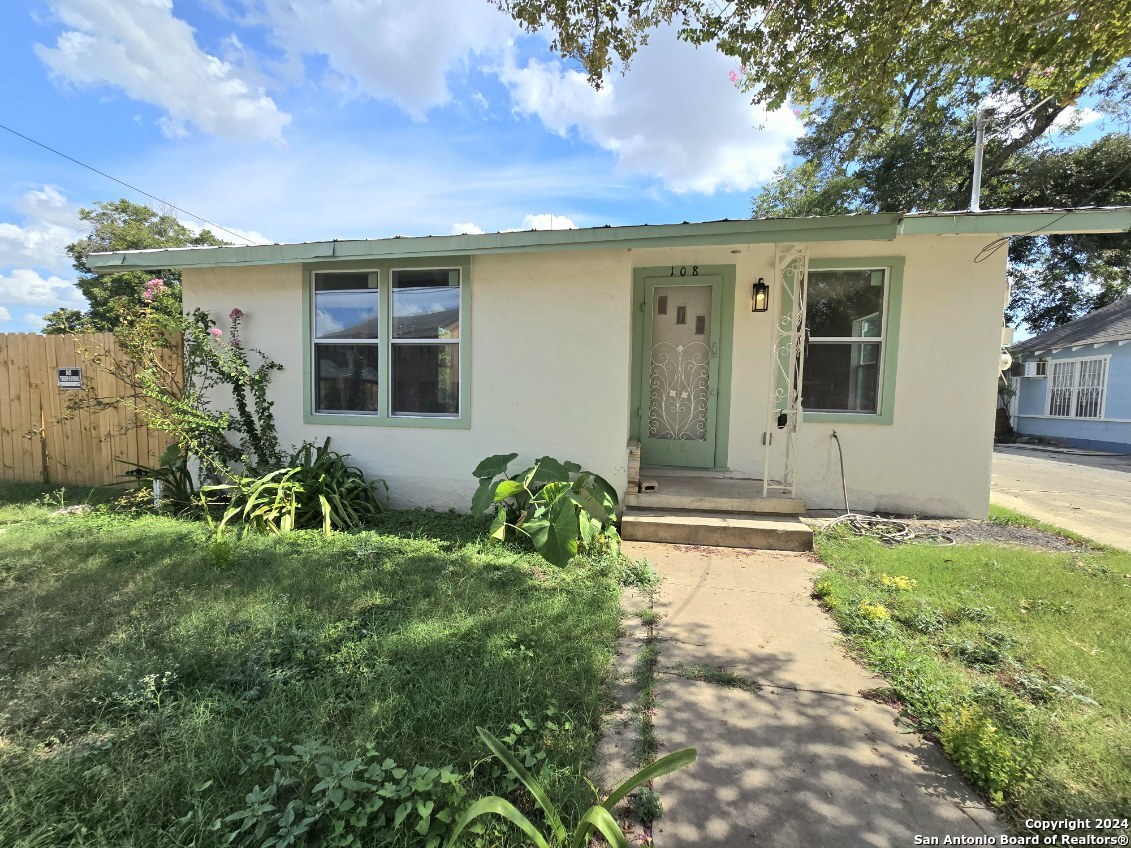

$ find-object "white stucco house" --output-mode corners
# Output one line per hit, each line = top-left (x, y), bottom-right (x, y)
(89, 208), (1131, 548)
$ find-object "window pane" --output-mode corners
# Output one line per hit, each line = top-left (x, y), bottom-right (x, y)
(1048, 360), (1076, 417)
(806, 270), (885, 338)
(803, 343), (881, 412)
(315, 345), (378, 412)
(392, 269), (460, 339)
(315, 289), (379, 339)
(392, 344), (459, 415)
(315, 272), (377, 291)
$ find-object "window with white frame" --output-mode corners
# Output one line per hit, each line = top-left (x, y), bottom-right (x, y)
(1047, 357), (1108, 418)
(311, 268), (462, 417)
(313, 271), (380, 413)
(802, 268), (887, 413)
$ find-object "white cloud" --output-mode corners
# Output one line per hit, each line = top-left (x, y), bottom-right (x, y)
(450, 222), (485, 235)
(0, 186), (83, 273)
(242, 0), (518, 120)
(498, 31), (804, 193)
(0, 306), (11, 322)
(35, 0), (291, 142)
(0, 269), (86, 309)
(1052, 106), (1102, 132)
(518, 213), (577, 230)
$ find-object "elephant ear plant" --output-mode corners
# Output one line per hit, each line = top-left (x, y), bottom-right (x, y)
(470, 453), (621, 566)
(446, 727), (695, 848)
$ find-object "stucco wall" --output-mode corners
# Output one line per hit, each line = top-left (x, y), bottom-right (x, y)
(183, 233), (1006, 518)
(631, 236), (1008, 518)
(182, 250), (634, 509)
(1014, 343), (1131, 451)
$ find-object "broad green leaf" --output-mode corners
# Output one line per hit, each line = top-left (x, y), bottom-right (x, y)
(603, 748), (696, 812)
(489, 509), (508, 541)
(532, 480), (569, 507)
(470, 477), (495, 516)
(445, 797), (550, 848)
(527, 497), (579, 566)
(531, 456), (574, 485)
(570, 805), (631, 848)
(568, 479), (615, 525)
(472, 453), (518, 479)
(492, 479), (525, 501)
(475, 728), (566, 844)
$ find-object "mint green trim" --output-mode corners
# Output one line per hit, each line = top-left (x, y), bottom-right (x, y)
(802, 257), (904, 426)
(898, 209), (1131, 236)
(301, 256), (472, 430)
(87, 209), (1131, 274)
(630, 265), (735, 469)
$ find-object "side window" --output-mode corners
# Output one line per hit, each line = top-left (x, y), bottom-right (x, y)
(802, 268), (887, 414)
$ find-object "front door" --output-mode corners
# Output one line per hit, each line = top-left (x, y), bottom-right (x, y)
(638, 275), (722, 468)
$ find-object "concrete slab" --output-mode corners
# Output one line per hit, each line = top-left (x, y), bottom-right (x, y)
(619, 541), (1004, 847)
(625, 476), (805, 515)
(992, 446), (1131, 550)
(652, 678), (1001, 848)
(621, 511), (813, 551)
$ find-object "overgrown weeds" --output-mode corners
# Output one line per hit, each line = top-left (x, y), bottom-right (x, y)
(813, 523), (1131, 835)
(0, 489), (622, 847)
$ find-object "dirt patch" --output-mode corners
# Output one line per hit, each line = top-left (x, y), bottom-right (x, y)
(890, 518), (1088, 553)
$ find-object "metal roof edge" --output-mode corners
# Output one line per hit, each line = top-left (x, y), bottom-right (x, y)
(85, 214), (906, 272)
(85, 208), (1131, 273)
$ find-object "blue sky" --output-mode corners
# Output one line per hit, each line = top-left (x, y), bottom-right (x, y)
(0, 0), (806, 332)
(0, 1), (1111, 333)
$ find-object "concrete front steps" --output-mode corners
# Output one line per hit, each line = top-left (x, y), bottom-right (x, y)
(620, 472), (813, 551)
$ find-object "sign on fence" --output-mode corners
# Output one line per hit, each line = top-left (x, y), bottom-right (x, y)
(0, 333), (178, 487)
(57, 367), (82, 389)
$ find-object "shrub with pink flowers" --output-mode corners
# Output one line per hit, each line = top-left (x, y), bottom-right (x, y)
(72, 288), (283, 482)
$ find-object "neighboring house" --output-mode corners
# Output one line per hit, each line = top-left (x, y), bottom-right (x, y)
(88, 208), (1131, 532)
(1010, 296), (1131, 453)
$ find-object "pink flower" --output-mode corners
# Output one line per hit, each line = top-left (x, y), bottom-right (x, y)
(209, 327), (223, 338)
(229, 307), (244, 320)
(728, 69), (739, 84)
(143, 277), (166, 301)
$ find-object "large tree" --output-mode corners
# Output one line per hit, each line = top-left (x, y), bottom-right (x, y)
(751, 71), (1131, 332)
(43, 199), (226, 334)
(496, 0), (1128, 133)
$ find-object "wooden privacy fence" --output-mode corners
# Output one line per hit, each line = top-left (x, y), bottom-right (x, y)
(0, 333), (179, 487)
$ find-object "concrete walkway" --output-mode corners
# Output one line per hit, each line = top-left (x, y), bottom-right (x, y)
(992, 445), (1131, 550)
(623, 541), (1002, 848)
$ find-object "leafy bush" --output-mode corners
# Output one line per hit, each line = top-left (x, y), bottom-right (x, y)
(200, 440), (386, 539)
(938, 703), (1034, 805)
(221, 738), (466, 848)
(470, 454), (620, 566)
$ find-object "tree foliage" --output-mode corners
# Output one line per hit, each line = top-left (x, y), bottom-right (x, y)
(751, 69), (1131, 332)
(43, 199), (226, 334)
(496, 0), (1129, 131)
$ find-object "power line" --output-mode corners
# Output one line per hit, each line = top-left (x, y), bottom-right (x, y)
(0, 121), (257, 245)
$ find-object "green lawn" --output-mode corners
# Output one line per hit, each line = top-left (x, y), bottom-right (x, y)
(0, 482), (624, 847)
(814, 516), (1131, 834)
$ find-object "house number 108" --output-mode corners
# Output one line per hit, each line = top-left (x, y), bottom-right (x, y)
(670, 266), (699, 277)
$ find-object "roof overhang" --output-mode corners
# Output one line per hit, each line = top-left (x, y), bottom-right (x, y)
(86, 207), (1131, 273)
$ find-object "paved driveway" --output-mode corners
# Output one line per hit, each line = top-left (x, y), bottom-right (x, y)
(992, 446), (1131, 549)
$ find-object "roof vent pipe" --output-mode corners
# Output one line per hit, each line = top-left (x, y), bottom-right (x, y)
(970, 109), (990, 212)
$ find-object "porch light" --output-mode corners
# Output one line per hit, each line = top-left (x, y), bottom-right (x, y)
(752, 278), (770, 312)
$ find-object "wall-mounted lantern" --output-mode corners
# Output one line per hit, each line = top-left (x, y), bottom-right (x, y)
(752, 278), (770, 312)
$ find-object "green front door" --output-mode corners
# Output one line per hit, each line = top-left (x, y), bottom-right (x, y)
(638, 275), (722, 468)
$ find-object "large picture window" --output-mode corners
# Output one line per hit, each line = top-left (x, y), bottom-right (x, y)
(310, 266), (463, 420)
(802, 268), (887, 414)
(1047, 357), (1108, 418)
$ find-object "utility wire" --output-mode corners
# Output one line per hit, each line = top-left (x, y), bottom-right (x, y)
(973, 143), (1131, 263)
(0, 121), (258, 245)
